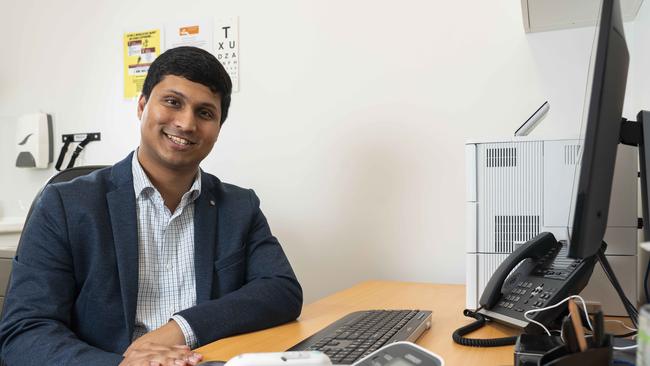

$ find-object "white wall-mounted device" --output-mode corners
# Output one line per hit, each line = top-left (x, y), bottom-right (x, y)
(465, 137), (639, 315)
(15, 113), (53, 169)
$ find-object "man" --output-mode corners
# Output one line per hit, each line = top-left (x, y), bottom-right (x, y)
(0, 46), (302, 366)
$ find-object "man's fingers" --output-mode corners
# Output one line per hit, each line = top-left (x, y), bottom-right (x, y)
(186, 353), (203, 365)
(120, 343), (199, 366)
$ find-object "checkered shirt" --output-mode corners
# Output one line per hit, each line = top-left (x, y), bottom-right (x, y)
(131, 151), (200, 348)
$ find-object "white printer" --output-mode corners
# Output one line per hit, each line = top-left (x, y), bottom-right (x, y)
(465, 137), (640, 315)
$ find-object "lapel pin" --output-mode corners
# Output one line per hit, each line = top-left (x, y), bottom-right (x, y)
(209, 200), (215, 206)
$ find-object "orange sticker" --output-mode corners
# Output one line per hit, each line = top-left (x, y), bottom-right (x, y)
(179, 26), (199, 36)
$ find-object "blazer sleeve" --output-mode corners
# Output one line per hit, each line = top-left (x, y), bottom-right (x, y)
(0, 186), (123, 366)
(177, 189), (303, 346)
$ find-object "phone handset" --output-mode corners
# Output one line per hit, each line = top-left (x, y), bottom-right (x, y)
(479, 232), (558, 309)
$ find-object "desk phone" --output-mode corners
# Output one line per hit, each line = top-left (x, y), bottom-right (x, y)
(476, 232), (599, 333)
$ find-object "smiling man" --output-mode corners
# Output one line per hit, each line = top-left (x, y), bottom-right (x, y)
(0, 46), (302, 366)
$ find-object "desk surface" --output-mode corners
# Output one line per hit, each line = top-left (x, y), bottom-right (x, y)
(196, 281), (519, 365)
(196, 280), (634, 365)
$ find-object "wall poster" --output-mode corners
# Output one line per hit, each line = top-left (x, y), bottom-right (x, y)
(123, 29), (162, 99)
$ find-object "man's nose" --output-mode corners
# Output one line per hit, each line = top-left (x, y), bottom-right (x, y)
(174, 109), (198, 131)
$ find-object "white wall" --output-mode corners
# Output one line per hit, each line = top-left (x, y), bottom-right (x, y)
(0, 0), (643, 303)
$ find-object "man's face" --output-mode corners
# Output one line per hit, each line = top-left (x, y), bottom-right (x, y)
(137, 75), (222, 174)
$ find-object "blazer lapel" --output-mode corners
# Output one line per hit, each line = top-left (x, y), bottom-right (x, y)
(194, 172), (218, 303)
(107, 153), (139, 339)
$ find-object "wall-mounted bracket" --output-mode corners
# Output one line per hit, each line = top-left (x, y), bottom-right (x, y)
(62, 133), (101, 143)
(56, 132), (102, 171)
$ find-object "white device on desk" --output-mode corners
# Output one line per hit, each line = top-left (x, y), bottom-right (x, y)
(217, 343), (444, 366)
(352, 342), (444, 366)
(225, 351), (332, 366)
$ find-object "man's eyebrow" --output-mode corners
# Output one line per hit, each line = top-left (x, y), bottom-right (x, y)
(164, 89), (218, 110)
(164, 89), (188, 99)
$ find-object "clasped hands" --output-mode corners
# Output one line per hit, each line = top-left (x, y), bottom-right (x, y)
(120, 320), (204, 366)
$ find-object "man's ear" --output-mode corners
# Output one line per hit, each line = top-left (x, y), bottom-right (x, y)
(137, 94), (147, 120)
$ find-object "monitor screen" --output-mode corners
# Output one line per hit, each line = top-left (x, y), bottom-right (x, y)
(568, 0), (630, 259)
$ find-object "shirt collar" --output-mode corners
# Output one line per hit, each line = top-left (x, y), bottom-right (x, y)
(131, 149), (202, 202)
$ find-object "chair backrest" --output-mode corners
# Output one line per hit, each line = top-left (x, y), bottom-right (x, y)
(0, 165), (108, 365)
(23, 165), (108, 222)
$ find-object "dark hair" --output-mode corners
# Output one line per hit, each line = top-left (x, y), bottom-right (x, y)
(142, 46), (232, 124)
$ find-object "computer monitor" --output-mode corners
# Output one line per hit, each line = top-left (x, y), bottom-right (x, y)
(568, 0), (629, 259)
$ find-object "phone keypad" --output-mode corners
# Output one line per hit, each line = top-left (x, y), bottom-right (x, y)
(491, 242), (596, 327)
(500, 280), (560, 312)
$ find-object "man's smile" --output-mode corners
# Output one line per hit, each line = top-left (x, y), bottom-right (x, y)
(163, 131), (196, 146)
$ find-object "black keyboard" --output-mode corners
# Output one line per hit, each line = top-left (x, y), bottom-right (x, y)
(287, 310), (432, 365)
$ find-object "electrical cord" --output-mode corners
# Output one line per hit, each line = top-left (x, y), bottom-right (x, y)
(454, 296), (637, 350)
(451, 308), (517, 347)
(604, 319), (637, 338)
(604, 319), (637, 333)
(542, 298), (636, 351)
(614, 344), (638, 351)
(524, 295), (593, 336)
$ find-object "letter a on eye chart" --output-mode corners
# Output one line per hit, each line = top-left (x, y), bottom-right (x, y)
(214, 17), (240, 92)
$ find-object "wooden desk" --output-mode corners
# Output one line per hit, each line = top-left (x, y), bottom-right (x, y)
(196, 281), (520, 365)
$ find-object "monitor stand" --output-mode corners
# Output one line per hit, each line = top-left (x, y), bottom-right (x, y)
(601, 109), (650, 328)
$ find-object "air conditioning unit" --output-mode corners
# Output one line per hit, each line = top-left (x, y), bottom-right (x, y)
(465, 137), (639, 315)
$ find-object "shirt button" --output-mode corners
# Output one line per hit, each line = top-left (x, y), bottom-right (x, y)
(166, 263), (173, 270)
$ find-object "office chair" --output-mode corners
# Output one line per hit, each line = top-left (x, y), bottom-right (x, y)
(0, 165), (107, 365)
(22, 165), (108, 221)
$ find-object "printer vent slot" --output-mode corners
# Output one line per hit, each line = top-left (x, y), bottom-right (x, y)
(564, 144), (581, 165)
(494, 215), (540, 253)
(486, 147), (517, 167)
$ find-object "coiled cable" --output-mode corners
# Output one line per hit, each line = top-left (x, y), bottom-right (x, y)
(452, 308), (517, 347)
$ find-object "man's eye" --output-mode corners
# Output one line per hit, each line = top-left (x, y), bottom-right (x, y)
(199, 110), (214, 119)
(165, 98), (180, 106)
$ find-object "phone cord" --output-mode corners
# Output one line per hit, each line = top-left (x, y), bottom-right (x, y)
(452, 308), (517, 347)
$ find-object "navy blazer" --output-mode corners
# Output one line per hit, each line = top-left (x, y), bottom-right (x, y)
(0, 152), (302, 366)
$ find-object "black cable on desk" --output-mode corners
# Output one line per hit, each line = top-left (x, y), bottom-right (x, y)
(452, 308), (517, 347)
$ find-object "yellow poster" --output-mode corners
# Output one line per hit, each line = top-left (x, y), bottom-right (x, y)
(123, 29), (161, 99)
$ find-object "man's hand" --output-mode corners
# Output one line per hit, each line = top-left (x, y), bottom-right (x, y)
(120, 342), (202, 366)
(132, 321), (188, 347)
(121, 321), (202, 366)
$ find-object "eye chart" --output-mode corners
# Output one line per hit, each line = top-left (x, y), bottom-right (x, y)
(214, 17), (239, 92)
